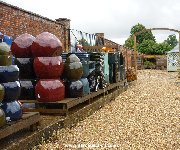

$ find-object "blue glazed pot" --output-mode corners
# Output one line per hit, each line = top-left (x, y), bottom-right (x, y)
(65, 80), (83, 98)
(80, 78), (90, 95)
(1, 100), (22, 121)
(3, 81), (21, 102)
(0, 65), (19, 83)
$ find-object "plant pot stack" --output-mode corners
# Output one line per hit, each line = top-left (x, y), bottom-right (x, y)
(12, 33), (37, 102)
(0, 41), (22, 122)
(64, 54), (84, 98)
(108, 52), (120, 83)
(32, 32), (65, 102)
(118, 52), (126, 81)
(89, 52), (107, 92)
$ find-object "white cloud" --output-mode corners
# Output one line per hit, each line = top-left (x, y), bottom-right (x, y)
(2, 0), (180, 45)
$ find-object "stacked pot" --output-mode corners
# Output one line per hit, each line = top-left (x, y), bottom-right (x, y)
(32, 32), (65, 102)
(0, 41), (22, 123)
(108, 52), (120, 83)
(12, 33), (37, 102)
(12, 32), (65, 103)
(89, 52), (107, 92)
(64, 54), (84, 98)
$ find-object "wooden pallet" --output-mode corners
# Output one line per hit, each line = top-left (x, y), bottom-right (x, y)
(0, 112), (41, 140)
(20, 80), (127, 115)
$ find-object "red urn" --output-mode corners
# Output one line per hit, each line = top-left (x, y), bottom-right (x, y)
(11, 33), (35, 58)
(31, 32), (63, 57)
(35, 79), (65, 102)
(34, 56), (64, 79)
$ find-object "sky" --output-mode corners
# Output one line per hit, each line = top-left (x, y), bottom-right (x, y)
(1, 0), (180, 45)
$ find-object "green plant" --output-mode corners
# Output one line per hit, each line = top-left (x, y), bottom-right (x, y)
(144, 60), (155, 67)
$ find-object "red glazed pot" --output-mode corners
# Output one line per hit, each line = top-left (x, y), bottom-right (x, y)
(35, 79), (65, 102)
(11, 33), (35, 58)
(34, 56), (64, 79)
(31, 32), (63, 57)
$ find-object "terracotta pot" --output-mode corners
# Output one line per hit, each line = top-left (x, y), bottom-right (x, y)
(35, 79), (65, 102)
(11, 33), (35, 58)
(34, 56), (64, 79)
(31, 32), (63, 57)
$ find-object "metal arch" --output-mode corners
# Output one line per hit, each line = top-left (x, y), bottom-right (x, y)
(134, 28), (180, 36)
(133, 27), (180, 79)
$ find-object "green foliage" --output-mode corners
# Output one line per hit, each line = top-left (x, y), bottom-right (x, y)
(137, 40), (156, 54)
(124, 36), (134, 49)
(124, 23), (178, 55)
(130, 23), (156, 44)
(77, 38), (89, 46)
(144, 60), (155, 66)
(164, 34), (178, 49)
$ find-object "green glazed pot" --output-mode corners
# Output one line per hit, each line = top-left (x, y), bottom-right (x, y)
(0, 55), (12, 66)
(0, 84), (4, 102)
(64, 54), (83, 80)
(0, 42), (11, 55)
(0, 108), (6, 128)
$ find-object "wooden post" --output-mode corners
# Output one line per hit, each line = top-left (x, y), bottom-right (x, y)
(126, 48), (128, 70)
(133, 34), (137, 78)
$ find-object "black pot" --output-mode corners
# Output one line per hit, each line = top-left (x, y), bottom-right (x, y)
(3, 81), (21, 102)
(15, 58), (35, 79)
(0, 65), (19, 83)
(19, 80), (36, 100)
(65, 80), (83, 98)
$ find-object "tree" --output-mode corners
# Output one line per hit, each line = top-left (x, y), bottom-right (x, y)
(164, 34), (178, 49)
(137, 39), (156, 54)
(124, 36), (134, 49)
(124, 23), (178, 55)
(130, 23), (156, 44)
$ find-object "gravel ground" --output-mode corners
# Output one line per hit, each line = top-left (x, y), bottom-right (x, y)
(34, 70), (180, 150)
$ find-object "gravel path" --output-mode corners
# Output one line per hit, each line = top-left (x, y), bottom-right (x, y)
(36, 70), (180, 150)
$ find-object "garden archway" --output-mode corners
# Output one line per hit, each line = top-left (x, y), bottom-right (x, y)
(133, 28), (180, 78)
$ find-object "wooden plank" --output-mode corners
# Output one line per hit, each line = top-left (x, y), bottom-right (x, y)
(23, 108), (67, 114)
(0, 112), (40, 140)
(20, 80), (127, 114)
(65, 94), (92, 109)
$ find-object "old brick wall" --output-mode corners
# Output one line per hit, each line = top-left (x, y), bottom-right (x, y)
(0, 1), (70, 51)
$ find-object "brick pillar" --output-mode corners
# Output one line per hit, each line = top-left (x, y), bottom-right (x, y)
(56, 18), (71, 52)
(95, 33), (104, 46)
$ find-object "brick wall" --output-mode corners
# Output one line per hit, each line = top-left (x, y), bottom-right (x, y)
(0, 1), (70, 51)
